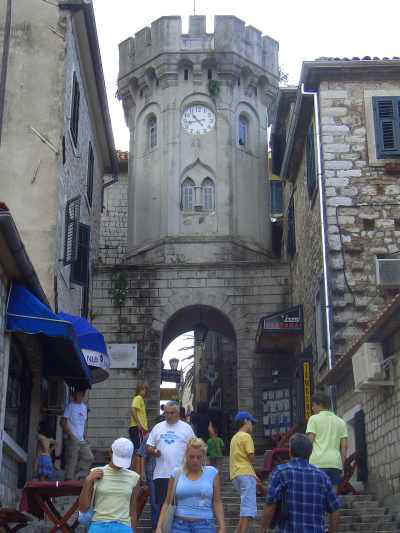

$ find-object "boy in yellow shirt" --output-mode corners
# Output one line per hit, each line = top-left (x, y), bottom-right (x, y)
(229, 411), (257, 533)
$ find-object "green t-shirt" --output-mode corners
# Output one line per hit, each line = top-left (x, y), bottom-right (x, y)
(306, 410), (348, 470)
(207, 437), (224, 458)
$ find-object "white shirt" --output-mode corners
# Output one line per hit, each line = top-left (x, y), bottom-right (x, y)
(63, 401), (87, 441)
(147, 420), (195, 479)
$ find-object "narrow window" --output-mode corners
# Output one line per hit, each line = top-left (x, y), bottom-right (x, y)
(184, 69), (189, 81)
(63, 196), (80, 265)
(207, 69), (212, 80)
(202, 178), (215, 210)
(148, 115), (157, 149)
(306, 121), (317, 198)
(62, 136), (66, 165)
(70, 73), (80, 148)
(238, 115), (248, 147)
(238, 78), (241, 87)
(182, 178), (195, 210)
(71, 223), (90, 285)
(287, 196), (296, 258)
(86, 142), (94, 207)
(372, 96), (400, 158)
(270, 180), (283, 216)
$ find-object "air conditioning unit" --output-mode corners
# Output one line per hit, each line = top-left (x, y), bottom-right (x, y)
(352, 342), (392, 390)
(376, 258), (400, 286)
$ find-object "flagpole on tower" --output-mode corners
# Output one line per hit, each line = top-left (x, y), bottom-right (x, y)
(194, 0), (196, 15)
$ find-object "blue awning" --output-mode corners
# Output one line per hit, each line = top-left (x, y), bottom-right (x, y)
(6, 283), (92, 388)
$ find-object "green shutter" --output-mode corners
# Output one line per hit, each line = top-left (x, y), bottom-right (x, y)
(71, 223), (90, 285)
(373, 96), (400, 158)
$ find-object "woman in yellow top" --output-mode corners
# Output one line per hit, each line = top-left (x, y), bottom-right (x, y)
(79, 437), (140, 532)
(129, 382), (148, 472)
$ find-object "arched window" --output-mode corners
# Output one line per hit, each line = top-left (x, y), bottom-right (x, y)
(182, 178), (195, 210)
(148, 115), (157, 149)
(238, 115), (248, 147)
(202, 178), (215, 210)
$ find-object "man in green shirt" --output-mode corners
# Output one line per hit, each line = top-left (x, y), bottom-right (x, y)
(306, 392), (348, 491)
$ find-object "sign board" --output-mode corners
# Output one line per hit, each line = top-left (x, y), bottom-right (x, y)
(303, 361), (312, 420)
(161, 369), (181, 384)
(82, 349), (110, 370)
(262, 305), (304, 334)
(107, 343), (138, 369)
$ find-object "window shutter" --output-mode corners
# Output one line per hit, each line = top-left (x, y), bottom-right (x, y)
(271, 130), (286, 176)
(306, 122), (317, 197)
(373, 96), (400, 158)
(71, 223), (90, 285)
(70, 74), (80, 147)
(270, 181), (283, 215)
(287, 196), (296, 258)
(63, 196), (80, 265)
(354, 409), (368, 483)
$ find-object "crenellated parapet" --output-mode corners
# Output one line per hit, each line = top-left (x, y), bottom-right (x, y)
(118, 15), (279, 119)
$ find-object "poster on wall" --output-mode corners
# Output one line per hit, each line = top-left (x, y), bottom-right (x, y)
(262, 387), (292, 437)
(107, 343), (138, 369)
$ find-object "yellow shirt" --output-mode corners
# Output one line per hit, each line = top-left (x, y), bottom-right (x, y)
(130, 394), (148, 430)
(306, 410), (348, 470)
(92, 465), (139, 525)
(229, 431), (255, 480)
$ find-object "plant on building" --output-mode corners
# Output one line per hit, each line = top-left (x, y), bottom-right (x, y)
(208, 79), (220, 98)
(110, 271), (129, 306)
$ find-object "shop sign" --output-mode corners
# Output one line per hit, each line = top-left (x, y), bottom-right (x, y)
(262, 305), (304, 334)
(161, 369), (181, 384)
(303, 361), (312, 420)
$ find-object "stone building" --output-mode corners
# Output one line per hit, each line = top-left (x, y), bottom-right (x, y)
(88, 15), (315, 453)
(273, 58), (400, 501)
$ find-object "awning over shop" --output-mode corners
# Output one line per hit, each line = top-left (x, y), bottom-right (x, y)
(58, 312), (110, 383)
(6, 283), (92, 388)
(255, 305), (304, 353)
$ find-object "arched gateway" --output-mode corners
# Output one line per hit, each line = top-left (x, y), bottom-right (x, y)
(87, 16), (308, 460)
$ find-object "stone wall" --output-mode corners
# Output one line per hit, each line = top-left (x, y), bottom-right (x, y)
(89, 261), (290, 454)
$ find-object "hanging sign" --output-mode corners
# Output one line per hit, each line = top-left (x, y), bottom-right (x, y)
(303, 361), (312, 420)
(262, 305), (304, 334)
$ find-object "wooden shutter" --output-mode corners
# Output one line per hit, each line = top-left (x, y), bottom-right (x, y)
(71, 223), (90, 285)
(87, 142), (94, 207)
(306, 122), (317, 197)
(354, 409), (368, 482)
(270, 181), (283, 215)
(70, 73), (80, 147)
(373, 96), (400, 158)
(63, 196), (80, 265)
(287, 196), (296, 258)
(271, 130), (286, 176)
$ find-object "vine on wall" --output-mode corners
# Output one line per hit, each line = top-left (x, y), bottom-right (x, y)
(110, 271), (129, 306)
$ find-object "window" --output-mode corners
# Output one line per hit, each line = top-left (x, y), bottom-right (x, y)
(86, 142), (94, 207)
(287, 195), (296, 258)
(373, 96), (400, 158)
(306, 121), (317, 198)
(70, 73), (80, 148)
(71, 223), (90, 285)
(63, 196), (81, 265)
(270, 180), (283, 216)
(207, 69), (212, 80)
(184, 69), (189, 81)
(148, 115), (157, 149)
(5, 341), (32, 452)
(182, 178), (195, 210)
(202, 178), (215, 210)
(62, 136), (66, 165)
(238, 115), (248, 147)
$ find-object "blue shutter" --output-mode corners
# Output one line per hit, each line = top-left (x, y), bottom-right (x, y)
(373, 96), (400, 158)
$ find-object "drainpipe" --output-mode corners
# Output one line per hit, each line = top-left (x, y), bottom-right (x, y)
(301, 84), (334, 373)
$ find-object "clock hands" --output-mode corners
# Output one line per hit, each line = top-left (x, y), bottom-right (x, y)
(191, 113), (204, 126)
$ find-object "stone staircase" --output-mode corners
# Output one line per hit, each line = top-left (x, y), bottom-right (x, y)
(22, 455), (400, 532)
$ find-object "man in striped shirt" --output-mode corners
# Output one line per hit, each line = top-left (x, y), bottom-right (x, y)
(260, 433), (340, 533)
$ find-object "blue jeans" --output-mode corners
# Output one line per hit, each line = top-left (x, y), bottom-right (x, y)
(89, 522), (134, 533)
(172, 518), (216, 533)
(148, 479), (160, 529)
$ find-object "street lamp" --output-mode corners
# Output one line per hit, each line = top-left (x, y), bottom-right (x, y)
(169, 357), (179, 371)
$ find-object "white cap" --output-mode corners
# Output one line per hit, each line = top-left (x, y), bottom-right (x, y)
(111, 438), (134, 469)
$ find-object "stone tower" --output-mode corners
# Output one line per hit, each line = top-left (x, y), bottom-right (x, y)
(89, 16), (290, 452)
(118, 15), (279, 263)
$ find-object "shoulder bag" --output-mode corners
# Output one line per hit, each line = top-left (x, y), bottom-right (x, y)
(161, 470), (182, 533)
(78, 467), (106, 528)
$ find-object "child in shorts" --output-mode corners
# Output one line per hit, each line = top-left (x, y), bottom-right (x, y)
(37, 421), (56, 481)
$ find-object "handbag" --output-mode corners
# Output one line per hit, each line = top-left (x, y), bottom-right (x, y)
(78, 467), (105, 528)
(161, 470), (181, 533)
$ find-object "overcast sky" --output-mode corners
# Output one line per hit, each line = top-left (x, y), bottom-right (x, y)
(93, 0), (399, 150)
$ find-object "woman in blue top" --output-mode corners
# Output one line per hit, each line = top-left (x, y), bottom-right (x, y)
(156, 437), (225, 533)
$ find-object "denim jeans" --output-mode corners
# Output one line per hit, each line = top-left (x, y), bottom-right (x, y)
(89, 521), (134, 533)
(172, 518), (216, 533)
(148, 479), (160, 529)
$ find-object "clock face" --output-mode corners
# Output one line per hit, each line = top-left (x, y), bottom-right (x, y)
(181, 104), (215, 135)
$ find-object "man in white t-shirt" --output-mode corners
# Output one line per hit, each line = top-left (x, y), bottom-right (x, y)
(61, 388), (94, 480)
(147, 401), (194, 515)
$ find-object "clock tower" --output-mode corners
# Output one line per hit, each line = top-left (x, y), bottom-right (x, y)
(118, 15), (279, 264)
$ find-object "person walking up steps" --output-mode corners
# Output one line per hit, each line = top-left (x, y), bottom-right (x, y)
(306, 392), (348, 492)
(156, 437), (225, 533)
(147, 401), (195, 526)
(229, 411), (258, 533)
(207, 424), (224, 473)
(129, 383), (149, 474)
